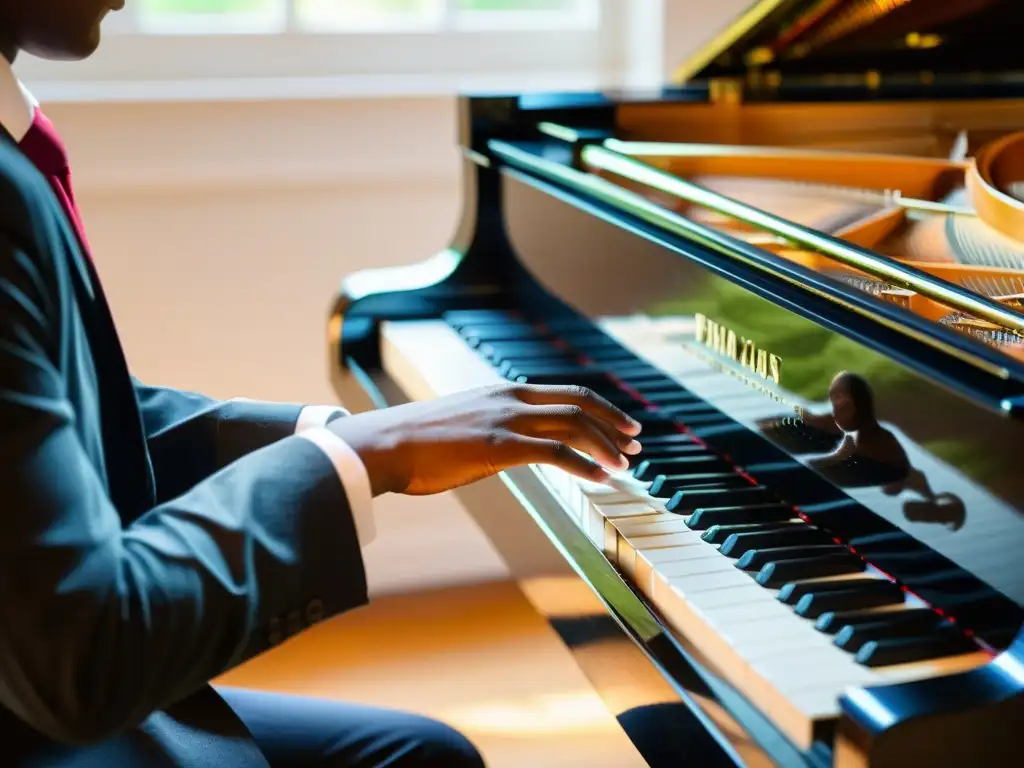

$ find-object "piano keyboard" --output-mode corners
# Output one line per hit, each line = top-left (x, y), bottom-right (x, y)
(378, 311), (994, 750)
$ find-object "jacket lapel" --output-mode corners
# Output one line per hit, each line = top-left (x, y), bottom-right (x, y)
(71, 251), (158, 523)
(0, 125), (156, 521)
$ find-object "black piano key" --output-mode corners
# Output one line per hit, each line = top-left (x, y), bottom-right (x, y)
(634, 434), (698, 448)
(687, 502), (795, 530)
(632, 452), (717, 481)
(461, 324), (545, 344)
(615, 367), (676, 385)
(735, 543), (848, 571)
(481, 343), (572, 362)
(595, 392), (645, 410)
(638, 455), (730, 480)
(798, 498), (885, 534)
(629, 377), (687, 394)
(667, 485), (772, 515)
(649, 474), (745, 496)
(504, 362), (600, 377)
(746, 464), (850, 508)
(834, 613), (951, 652)
(509, 370), (611, 387)
(556, 332), (623, 350)
(691, 423), (790, 464)
(719, 526), (833, 558)
(974, 624), (1023, 649)
(846, 531), (918, 555)
(625, 435), (696, 460)
(641, 390), (704, 407)
(817, 609), (901, 634)
(498, 358), (582, 377)
(793, 581), (906, 619)
(778, 577), (883, 605)
(444, 310), (521, 328)
(868, 550), (952, 578)
(627, 437), (702, 466)
(670, 411), (731, 427)
(702, 521), (808, 545)
(628, 412), (686, 438)
(584, 350), (647, 365)
(932, 591), (1011, 631)
(658, 401), (723, 418)
(855, 631), (978, 668)
(756, 552), (866, 588)
(539, 318), (596, 334)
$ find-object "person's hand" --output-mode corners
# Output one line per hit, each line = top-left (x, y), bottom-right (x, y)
(327, 383), (643, 496)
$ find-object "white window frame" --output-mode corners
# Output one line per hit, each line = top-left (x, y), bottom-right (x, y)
(14, 0), (663, 102)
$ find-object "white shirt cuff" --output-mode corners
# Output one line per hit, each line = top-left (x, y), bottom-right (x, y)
(296, 427), (375, 548)
(295, 404), (350, 433)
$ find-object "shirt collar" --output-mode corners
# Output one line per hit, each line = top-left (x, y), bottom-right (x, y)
(0, 56), (38, 142)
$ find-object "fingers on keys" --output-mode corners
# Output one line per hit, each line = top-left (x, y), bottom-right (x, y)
(510, 383), (643, 437)
(498, 383), (644, 478)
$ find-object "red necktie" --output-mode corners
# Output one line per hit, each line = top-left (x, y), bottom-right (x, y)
(18, 107), (91, 256)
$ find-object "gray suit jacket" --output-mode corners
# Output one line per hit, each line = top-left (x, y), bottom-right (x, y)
(0, 128), (367, 765)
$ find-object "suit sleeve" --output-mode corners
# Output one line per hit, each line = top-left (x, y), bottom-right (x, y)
(132, 383), (375, 547)
(0, 240), (368, 744)
(132, 381), (332, 500)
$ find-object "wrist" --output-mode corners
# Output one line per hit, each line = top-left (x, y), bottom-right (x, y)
(356, 445), (402, 497)
(327, 416), (405, 496)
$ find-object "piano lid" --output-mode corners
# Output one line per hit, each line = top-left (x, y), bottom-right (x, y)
(674, 0), (1024, 85)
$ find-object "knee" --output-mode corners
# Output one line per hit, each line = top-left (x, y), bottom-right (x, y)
(409, 717), (485, 768)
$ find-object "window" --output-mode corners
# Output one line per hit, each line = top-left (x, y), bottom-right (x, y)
(15, 0), (652, 101)
(132, 0), (596, 34)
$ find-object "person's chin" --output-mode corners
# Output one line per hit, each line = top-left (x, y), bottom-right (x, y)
(24, 26), (102, 61)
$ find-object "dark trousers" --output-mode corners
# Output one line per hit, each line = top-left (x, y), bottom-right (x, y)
(9, 686), (485, 767)
(217, 687), (485, 768)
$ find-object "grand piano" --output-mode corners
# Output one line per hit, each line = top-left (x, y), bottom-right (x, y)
(328, 1), (1024, 765)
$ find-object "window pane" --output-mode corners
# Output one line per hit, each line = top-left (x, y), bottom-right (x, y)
(296, 0), (444, 30)
(137, 0), (286, 32)
(454, 0), (597, 29)
(456, 0), (577, 9)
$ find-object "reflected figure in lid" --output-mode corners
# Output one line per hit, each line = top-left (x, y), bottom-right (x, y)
(756, 403), (844, 456)
(805, 373), (966, 530)
(807, 371), (911, 488)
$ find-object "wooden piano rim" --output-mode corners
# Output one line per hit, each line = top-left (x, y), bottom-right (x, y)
(970, 131), (1024, 243)
(614, 98), (1024, 152)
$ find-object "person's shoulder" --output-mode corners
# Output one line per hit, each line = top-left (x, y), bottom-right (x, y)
(0, 136), (64, 258)
(0, 134), (48, 213)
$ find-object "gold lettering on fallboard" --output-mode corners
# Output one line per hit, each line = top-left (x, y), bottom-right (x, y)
(692, 313), (783, 386)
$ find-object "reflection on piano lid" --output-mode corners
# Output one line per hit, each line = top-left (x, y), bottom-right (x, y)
(329, 1), (1024, 765)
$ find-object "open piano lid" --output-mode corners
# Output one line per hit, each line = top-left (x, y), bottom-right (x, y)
(674, 0), (1024, 85)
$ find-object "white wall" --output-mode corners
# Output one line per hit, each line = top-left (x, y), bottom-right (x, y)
(58, 97), (460, 405)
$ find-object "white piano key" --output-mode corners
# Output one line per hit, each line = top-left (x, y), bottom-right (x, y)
(658, 556), (738, 579)
(627, 537), (710, 591)
(661, 568), (754, 594)
(613, 516), (692, 537)
(683, 583), (773, 611)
